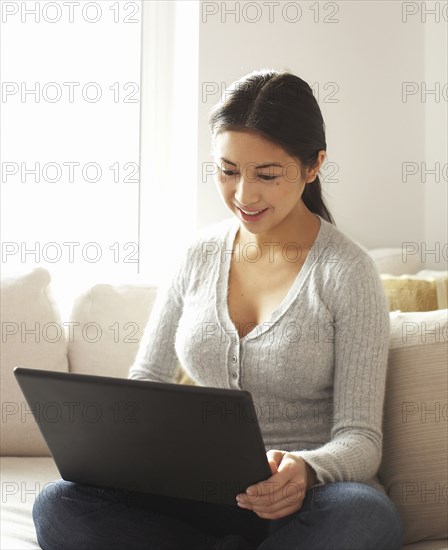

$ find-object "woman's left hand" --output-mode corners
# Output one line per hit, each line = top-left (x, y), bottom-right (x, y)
(235, 449), (315, 520)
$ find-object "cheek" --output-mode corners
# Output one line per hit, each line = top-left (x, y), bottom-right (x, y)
(213, 175), (225, 188)
(214, 177), (232, 198)
(272, 183), (292, 198)
(270, 182), (302, 205)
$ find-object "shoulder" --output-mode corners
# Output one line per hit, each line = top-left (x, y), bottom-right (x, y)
(312, 219), (390, 332)
(316, 218), (389, 318)
(314, 217), (382, 289)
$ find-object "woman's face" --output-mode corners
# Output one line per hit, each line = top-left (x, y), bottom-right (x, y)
(212, 130), (322, 235)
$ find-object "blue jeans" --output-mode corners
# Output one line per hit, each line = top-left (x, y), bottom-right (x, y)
(32, 479), (403, 550)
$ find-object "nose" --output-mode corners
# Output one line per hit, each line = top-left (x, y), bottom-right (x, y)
(234, 174), (260, 206)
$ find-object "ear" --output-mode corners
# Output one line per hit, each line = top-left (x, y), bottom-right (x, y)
(305, 150), (327, 183)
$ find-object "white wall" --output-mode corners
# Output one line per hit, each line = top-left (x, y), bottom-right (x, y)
(196, 0), (447, 268)
(424, 8), (448, 270)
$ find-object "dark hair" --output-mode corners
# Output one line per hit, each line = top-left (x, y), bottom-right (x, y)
(208, 69), (335, 225)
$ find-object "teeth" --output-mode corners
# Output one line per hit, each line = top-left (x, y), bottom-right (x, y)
(242, 209), (263, 215)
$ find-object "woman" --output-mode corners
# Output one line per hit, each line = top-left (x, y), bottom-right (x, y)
(33, 69), (404, 549)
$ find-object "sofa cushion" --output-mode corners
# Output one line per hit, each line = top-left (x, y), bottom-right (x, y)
(379, 309), (448, 545)
(0, 269), (69, 456)
(0, 457), (60, 549)
(380, 272), (448, 312)
(401, 542), (448, 550)
(67, 283), (159, 378)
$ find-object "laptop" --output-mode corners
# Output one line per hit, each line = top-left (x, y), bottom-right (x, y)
(14, 367), (272, 507)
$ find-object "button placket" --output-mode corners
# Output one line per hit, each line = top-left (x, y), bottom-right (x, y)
(230, 342), (240, 386)
(231, 354), (238, 382)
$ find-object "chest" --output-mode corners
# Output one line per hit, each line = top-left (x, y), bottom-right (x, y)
(227, 257), (307, 339)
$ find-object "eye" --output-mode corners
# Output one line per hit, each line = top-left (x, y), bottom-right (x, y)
(217, 166), (238, 177)
(259, 174), (279, 181)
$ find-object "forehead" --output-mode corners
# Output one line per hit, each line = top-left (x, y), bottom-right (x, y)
(213, 130), (293, 163)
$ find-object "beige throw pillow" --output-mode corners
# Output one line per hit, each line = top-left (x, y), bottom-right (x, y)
(380, 273), (448, 312)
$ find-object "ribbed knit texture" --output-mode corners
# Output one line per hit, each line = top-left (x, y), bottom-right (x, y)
(129, 215), (391, 495)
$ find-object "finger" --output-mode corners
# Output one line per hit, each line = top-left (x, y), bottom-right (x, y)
(244, 461), (296, 499)
(268, 459), (278, 475)
(240, 490), (304, 518)
(266, 449), (284, 467)
(255, 503), (301, 520)
(240, 481), (306, 510)
(240, 472), (307, 513)
(276, 455), (308, 491)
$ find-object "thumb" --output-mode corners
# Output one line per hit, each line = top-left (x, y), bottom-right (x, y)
(266, 449), (284, 474)
(268, 459), (278, 475)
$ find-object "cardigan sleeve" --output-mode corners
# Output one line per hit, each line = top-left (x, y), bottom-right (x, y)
(290, 254), (391, 486)
(127, 246), (189, 383)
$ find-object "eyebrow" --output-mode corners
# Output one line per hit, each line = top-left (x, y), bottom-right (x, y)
(219, 157), (283, 169)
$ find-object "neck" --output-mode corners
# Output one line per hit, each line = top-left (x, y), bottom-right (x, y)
(235, 205), (321, 262)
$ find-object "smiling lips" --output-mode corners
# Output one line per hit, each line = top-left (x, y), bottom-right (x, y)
(240, 208), (266, 216)
(235, 205), (268, 215)
(236, 206), (269, 221)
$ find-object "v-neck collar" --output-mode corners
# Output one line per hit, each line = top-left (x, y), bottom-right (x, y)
(215, 214), (333, 343)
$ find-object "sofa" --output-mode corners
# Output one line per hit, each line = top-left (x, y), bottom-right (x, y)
(1, 248), (447, 550)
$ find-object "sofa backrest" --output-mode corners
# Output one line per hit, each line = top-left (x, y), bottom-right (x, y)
(66, 282), (159, 379)
(379, 308), (448, 545)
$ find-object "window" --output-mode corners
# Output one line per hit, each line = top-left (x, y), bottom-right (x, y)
(1, 0), (199, 320)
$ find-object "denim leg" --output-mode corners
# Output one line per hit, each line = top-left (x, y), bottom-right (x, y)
(257, 482), (404, 550)
(32, 479), (223, 550)
(32, 478), (270, 550)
